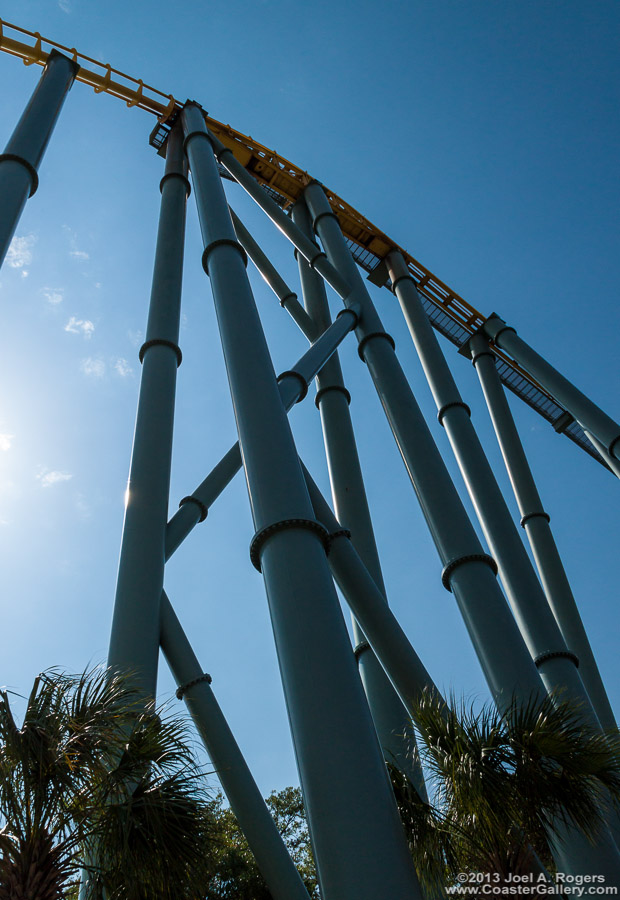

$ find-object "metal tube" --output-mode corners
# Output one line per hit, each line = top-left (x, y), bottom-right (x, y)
(386, 251), (591, 705)
(303, 182), (542, 704)
(292, 199), (424, 794)
(229, 206), (318, 339)
(0, 50), (78, 268)
(301, 462), (442, 710)
(468, 332), (617, 732)
(303, 188), (620, 880)
(384, 251), (620, 874)
(482, 314), (620, 466)
(159, 592), (310, 900)
(584, 429), (620, 479)
(206, 131), (352, 299)
(181, 104), (422, 900)
(107, 123), (188, 697)
(165, 309), (359, 559)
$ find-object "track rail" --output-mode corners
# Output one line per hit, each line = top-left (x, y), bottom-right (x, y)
(0, 19), (606, 468)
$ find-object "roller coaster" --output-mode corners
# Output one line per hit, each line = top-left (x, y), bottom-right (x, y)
(1, 21), (620, 899)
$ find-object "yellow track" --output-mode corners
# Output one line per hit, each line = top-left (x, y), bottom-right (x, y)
(0, 19), (580, 439)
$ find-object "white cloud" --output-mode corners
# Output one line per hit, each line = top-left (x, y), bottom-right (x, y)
(127, 329), (143, 347)
(81, 357), (106, 377)
(43, 288), (64, 305)
(59, 0), (71, 11)
(21, 270), (29, 279)
(0, 434), (15, 452)
(6, 234), (35, 269)
(37, 468), (73, 488)
(65, 316), (95, 339)
(62, 226), (89, 261)
(114, 358), (133, 377)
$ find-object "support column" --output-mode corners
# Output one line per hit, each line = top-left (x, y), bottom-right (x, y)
(108, 123), (188, 697)
(303, 182), (542, 707)
(385, 251), (594, 711)
(181, 103), (422, 900)
(0, 51), (78, 268)
(482, 314), (620, 468)
(467, 332), (617, 733)
(229, 206), (318, 339)
(303, 186), (620, 881)
(165, 310), (361, 559)
(292, 199), (424, 794)
(159, 593), (311, 900)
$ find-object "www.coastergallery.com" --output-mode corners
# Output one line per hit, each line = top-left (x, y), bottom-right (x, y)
(447, 874), (617, 896)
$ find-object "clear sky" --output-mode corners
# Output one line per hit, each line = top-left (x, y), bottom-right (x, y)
(0, 0), (618, 795)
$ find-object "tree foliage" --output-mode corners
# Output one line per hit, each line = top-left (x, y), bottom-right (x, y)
(0, 669), (319, 900)
(393, 691), (620, 891)
(0, 670), (216, 900)
(204, 787), (319, 899)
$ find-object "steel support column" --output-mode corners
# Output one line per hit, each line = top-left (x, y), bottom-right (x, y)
(384, 251), (620, 874)
(165, 308), (360, 558)
(292, 198), (423, 793)
(181, 103), (422, 900)
(0, 50), (78, 268)
(230, 206), (318, 339)
(482, 314), (620, 467)
(467, 332), (617, 732)
(303, 182), (541, 705)
(304, 189), (620, 881)
(107, 123), (188, 697)
(386, 251), (594, 707)
(159, 593), (310, 900)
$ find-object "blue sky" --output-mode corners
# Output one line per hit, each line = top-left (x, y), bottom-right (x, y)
(0, 0), (618, 794)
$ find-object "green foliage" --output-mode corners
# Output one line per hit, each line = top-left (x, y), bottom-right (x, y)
(0, 669), (216, 900)
(0, 668), (319, 900)
(204, 787), (319, 900)
(394, 691), (620, 887)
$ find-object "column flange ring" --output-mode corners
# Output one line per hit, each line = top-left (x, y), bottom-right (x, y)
(179, 495), (208, 523)
(441, 553), (498, 592)
(357, 331), (396, 362)
(277, 370), (308, 403)
(202, 238), (247, 274)
(159, 170), (191, 197)
(176, 672), (212, 700)
(354, 640), (371, 661)
(520, 510), (550, 528)
(437, 401), (471, 426)
(315, 384), (351, 408)
(534, 650), (579, 669)
(0, 153), (39, 196)
(250, 518), (330, 572)
(139, 339), (182, 366)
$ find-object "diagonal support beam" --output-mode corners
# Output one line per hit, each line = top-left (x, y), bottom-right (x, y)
(482, 313), (620, 469)
(165, 303), (359, 559)
(159, 592), (311, 900)
(229, 205), (319, 340)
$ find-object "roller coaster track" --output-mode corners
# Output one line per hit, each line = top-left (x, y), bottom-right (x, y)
(0, 19), (604, 467)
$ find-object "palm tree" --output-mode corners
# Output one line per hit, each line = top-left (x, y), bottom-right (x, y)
(392, 691), (620, 891)
(0, 669), (216, 900)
